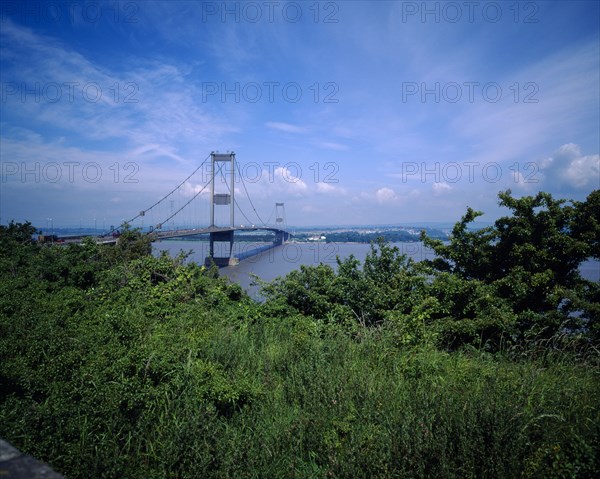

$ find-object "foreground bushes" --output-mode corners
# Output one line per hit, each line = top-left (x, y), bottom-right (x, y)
(1, 245), (598, 477)
(1, 188), (599, 478)
(2, 302), (599, 478)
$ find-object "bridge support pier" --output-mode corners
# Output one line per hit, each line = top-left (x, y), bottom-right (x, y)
(274, 230), (290, 246)
(205, 230), (238, 267)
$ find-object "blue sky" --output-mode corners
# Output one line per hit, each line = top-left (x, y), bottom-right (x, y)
(1, 0), (598, 229)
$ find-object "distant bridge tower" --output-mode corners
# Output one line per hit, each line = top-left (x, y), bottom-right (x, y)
(207, 152), (236, 267)
(274, 202), (289, 245)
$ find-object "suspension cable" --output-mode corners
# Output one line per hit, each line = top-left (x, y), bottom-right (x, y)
(234, 200), (254, 225)
(157, 180), (210, 228)
(104, 153), (211, 235)
(235, 161), (266, 226)
(264, 204), (275, 225)
(217, 162), (263, 227)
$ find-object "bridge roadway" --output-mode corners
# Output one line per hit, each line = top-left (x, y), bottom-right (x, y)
(57, 226), (286, 243)
(57, 226), (291, 266)
(152, 225), (286, 240)
(153, 226), (291, 266)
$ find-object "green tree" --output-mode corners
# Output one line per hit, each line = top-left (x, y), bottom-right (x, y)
(261, 238), (427, 327)
(0, 221), (40, 279)
(421, 190), (599, 343)
(571, 189), (600, 260)
(101, 223), (153, 265)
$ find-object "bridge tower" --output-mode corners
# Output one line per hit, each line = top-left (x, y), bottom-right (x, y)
(206, 152), (236, 267)
(210, 152), (235, 228)
(275, 202), (287, 229)
(274, 202), (289, 245)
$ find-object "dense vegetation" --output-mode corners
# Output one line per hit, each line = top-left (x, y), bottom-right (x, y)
(292, 228), (448, 243)
(323, 229), (417, 243)
(1, 190), (598, 478)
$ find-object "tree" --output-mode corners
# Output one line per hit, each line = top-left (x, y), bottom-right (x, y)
(0, 221), (38, 245)
(0, 221), (40, 280)
(421, 189), (599, 343)
(571, 189), (600, 260)
(101, 224), (153, 265)
(261, 238), (427, 327)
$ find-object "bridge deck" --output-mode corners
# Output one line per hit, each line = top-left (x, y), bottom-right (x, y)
(56, 226), (290, 249)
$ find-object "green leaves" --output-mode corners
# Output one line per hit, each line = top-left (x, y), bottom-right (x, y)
(422, 189), (600, 345)
(261, 238), (428, 328)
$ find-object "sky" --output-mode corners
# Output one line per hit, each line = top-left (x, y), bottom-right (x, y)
(0, 0), (599, 229)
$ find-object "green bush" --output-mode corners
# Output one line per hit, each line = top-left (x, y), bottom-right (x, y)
(1, 190), (598, 479)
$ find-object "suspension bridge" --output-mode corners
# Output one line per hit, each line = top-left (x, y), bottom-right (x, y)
(57, 152), (291, 267)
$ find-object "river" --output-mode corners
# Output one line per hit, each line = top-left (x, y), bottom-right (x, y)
(152, 240), (600, 301)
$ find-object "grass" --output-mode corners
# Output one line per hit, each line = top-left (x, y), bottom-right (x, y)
(2, 297), (598, 478)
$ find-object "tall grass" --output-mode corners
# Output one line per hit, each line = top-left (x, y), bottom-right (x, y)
(2, 308), (598, 478)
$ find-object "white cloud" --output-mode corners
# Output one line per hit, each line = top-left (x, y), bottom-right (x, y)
(273, 167), (308, 196)
(432, 182), (452, 196)
(352, 187), (420, 205)
(243, 166), (308, 199)
(265, 122), (306, 134)
(375, 187), (397, 203)
(316, 182), (346, 195)
(539, 143), (600, 191)
(181, 181), (210, 198)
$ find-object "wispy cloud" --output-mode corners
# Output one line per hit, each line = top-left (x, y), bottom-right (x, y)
(313, 141), (349, 151)
(449, 38), (599, 169)
(0, 20), (233, 160)
(265, 122), (307, 134)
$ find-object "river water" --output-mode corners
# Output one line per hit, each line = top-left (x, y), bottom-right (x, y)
(153, 240), (600, 301)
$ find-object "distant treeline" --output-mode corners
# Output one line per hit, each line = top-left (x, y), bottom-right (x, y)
(317, 229), (448, 243)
